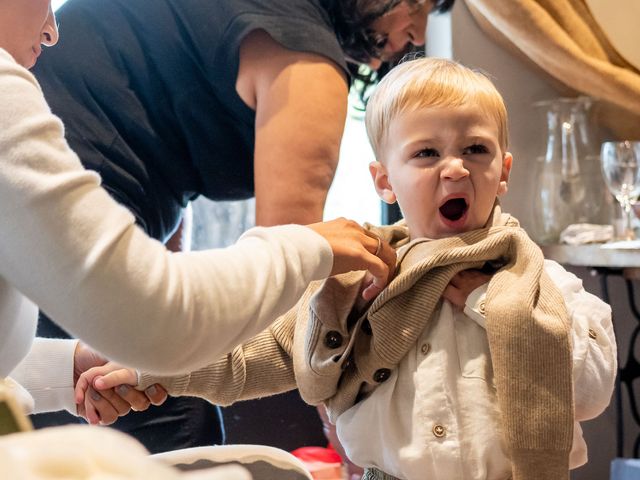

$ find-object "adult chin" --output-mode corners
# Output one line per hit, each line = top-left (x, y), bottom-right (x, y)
(368, 58), (383, 70)
(26, 47), (42, 69)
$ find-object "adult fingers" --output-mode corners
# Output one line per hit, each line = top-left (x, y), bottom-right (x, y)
(308, 218), (396, 285)
(97, 386), (135, 417)
(112, 384), (151, 412)
(75, 371), (91, 405)
(76, 401), (86, 419)
(363, 231), (396, 288)
(361, 280), (384, 302)
(84, 387), (120, 425)
(93, 369), (138, 391)
(83, 394), (99, 425)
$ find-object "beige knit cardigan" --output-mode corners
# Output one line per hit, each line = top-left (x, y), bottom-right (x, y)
(140, 208), (573, 480)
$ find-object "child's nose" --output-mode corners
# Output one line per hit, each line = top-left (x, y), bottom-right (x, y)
(441, 157), (469, 181)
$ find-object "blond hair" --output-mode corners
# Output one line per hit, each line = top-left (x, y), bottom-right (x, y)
(365, 57), (509, 160)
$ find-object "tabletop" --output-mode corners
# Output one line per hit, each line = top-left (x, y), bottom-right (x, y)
(541, 243), (640, 270)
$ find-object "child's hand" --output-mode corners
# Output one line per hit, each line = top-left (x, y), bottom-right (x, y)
(442, 269), (491, 309)
(73, 346), (151, 425)
(75, 363), (166, 425)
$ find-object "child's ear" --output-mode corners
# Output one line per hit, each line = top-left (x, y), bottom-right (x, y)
(369, 161), (397, 204)
(497, 152), (513, 196)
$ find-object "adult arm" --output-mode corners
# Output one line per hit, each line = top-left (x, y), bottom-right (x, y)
(236, 30), (349, 226)
(0, 51), (391, 375)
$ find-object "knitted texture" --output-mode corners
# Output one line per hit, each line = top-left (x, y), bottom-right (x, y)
(309, 208), (574, 480)
(139, 206), (574, 479)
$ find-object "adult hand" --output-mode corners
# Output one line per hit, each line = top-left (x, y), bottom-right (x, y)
(73, 344), (167, 424)
(442, 269), (492, 309)
(308, 218), (396, 299)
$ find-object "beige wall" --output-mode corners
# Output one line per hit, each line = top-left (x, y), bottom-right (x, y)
(451, 3), (563, 234)
(450, 3), (621, 479)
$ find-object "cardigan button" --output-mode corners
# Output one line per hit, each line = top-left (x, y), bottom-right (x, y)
(361, 320), (372, 335)
(324, 331), (343, 349)
(373, 368), (391, 383)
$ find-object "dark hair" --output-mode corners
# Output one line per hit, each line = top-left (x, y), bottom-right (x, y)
(326, 0), (456, 65)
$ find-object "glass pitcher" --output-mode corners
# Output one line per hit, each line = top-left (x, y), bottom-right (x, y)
(531, 96), (611, 244)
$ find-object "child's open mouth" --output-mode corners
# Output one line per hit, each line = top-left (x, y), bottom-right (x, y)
(439, 197), (469, 222)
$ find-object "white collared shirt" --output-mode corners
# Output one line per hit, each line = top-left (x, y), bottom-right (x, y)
(336, 260), (616, 480)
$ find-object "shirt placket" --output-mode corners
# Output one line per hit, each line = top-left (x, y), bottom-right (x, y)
(415, 308), (464, 480)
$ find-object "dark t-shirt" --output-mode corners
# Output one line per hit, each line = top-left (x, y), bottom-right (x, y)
(34, 0), (348, 240)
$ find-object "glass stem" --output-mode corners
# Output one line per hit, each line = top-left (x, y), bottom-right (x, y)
(623, 199), (636, 240)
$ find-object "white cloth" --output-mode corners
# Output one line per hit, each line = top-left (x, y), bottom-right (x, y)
(0, 426), (251, 480)
(8, 338), (78, 414)
(559, 223), (614, 245)
(1, 377), (35, 414)
(0, 277), (37, 378)
(337, 260), (616, 480)
(0, 46), (332, 379)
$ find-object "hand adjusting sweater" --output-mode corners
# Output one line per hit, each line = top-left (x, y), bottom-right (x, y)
(140, 205), (573, 480)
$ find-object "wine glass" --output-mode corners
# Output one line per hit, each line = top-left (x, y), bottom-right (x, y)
(600, 141), (640, 240)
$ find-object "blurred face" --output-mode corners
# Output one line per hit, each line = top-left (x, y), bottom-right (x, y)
(370, 103), (512, 240)
(0, 0), (59, 68)
(369, 1), (433, 69)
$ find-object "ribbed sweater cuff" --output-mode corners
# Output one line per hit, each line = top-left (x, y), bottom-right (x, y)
(511, 449), (570, 480)
(137, 371), (191, 395)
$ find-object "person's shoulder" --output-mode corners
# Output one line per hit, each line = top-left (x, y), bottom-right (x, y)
(232, 0), (344, 56)
(0, 48), (13, 64)
(0, 50), (45, 119)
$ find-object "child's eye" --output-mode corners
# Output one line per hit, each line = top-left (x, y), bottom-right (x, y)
(463, 144), (489, 155)
(415, 148), (439, 158)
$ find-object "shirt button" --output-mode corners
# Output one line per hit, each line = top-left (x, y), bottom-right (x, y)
(478, 300), (486, 315)
(588, 328), (597, 340)
(420, 343), (430, 355)
(373, 368), (391, 383)
(432, 424), (446, 438)
(324, 331), (343, 349)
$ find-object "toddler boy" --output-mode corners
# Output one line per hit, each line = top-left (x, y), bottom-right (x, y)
(78, 58), (616, 480)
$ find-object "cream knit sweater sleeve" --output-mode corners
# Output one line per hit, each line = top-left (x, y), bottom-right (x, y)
(0, 48), (332, 376)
